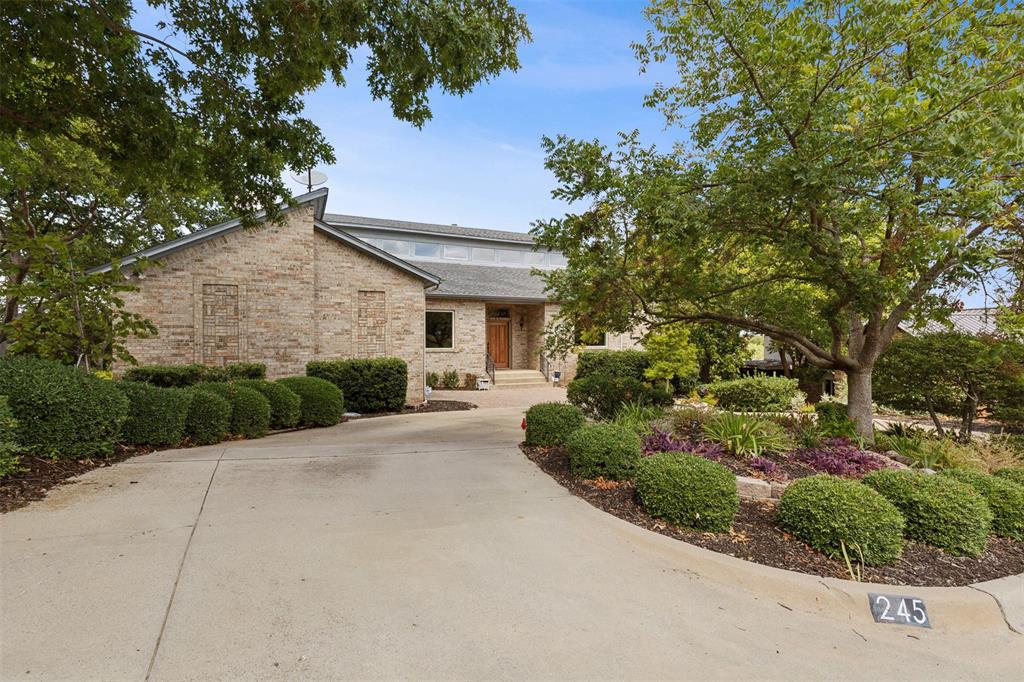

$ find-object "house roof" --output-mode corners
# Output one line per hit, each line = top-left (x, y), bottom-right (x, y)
(411, 260), (551, 302)
(89, 189), (331, 274)
(313, 221), (440, 286)
(906, 308), (1002, 337)
(323, 213), (535, 245)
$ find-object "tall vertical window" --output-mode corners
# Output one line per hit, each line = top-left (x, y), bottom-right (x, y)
(425, 311), (454, 349)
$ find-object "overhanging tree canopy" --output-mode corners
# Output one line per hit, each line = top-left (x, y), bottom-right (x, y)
(533, 0), (1024, 438)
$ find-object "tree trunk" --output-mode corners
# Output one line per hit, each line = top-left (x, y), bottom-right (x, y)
(925, 397), (946, 438)
(961, 394), (977, 437)
(846, 368), (875, 442)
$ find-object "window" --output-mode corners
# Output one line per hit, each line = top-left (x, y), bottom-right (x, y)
(444, 245), (469, 260)
(425, 311), (454, 349)
(574, 328), (607, 347)
(382, 239), (410, 256)
(498, 249), (524, 264)
(413, 242), (441, 258)
(523, 251), (546, 266)
(471, 247), (495, 262)
(549, 252), (568, 267)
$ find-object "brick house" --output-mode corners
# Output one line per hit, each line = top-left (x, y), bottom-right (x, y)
(95, 189), (640, 404)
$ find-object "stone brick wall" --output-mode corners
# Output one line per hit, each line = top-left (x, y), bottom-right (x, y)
(120, 204), (428, 403)
(313, 231), (426, 402)
(540, 303), (643, 384)
(424, 298), (486, 385)
(120, 206), (318, 377)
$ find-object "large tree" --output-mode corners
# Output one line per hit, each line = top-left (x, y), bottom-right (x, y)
(1, 0), (530, 365)
(533, 0), (1024, 439)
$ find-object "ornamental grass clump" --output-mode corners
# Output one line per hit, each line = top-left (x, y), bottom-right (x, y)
(634, 452), (738, 532)
(567, 423), (642, 481)
(703, 412), (792, 458)
(862, 469), (992, 556)
(777, 475), (905, 566)
(523, 402), (585, 447)
(939, 469), (1024, 541)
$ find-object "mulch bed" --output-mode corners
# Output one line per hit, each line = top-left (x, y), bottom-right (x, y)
(522, 444), (1024, 587)
(0, 443), (155, 514)
(347, 400), (477, 419)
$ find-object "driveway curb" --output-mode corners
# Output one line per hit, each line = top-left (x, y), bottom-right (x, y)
(594, 495), (1023, 636)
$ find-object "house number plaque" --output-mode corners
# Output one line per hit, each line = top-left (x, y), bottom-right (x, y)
(868, 593), (931, 628)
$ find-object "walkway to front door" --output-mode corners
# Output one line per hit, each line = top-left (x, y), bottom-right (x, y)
(486, 319), (509, 368)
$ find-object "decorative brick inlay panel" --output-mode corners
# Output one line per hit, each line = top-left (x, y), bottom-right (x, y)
(201, 284), (240, 364)
(356, 290), (387, 358)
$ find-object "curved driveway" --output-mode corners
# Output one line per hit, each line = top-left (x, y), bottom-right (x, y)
(2, 406), (1021, 680)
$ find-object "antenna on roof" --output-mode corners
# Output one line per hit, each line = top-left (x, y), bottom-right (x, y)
(290, 168), (328, 193)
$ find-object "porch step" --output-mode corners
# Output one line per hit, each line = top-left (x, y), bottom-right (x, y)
(493, 369), (549, 388)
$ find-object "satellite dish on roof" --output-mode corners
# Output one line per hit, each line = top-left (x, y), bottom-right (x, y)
(290, 168), (328, 193)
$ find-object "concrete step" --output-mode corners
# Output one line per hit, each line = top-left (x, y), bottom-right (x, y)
(493, 369), (549, 388)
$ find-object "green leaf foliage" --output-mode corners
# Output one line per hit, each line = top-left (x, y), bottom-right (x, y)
(708, 376), (799, 412)
(940, 469), (1024, 541)
(576, 350), (650, 381)
(634, 452), (738, 532)
(862, 470), (992, 556)
(703, 412), (792, 458)
(0, 356), (129, 459)
(306, 358), (407, 413)
(643, 324), (699, 391)
(777, 476), (905, 566)
(197, 383), (270, 439)
(124, 363), (266, 387)
(567, 375), (672, 421)
(115, 381), (192, 447)
(994, 468), (1024, 487)
(235, 379), (301, 430)
(183, 388), (231, 446)
(567, 423), (642, 481)
(0, 395), (22, 477)
(814, 402), (858, 439)
(276, 376), (344, 428)
(524, 402), (585, 447)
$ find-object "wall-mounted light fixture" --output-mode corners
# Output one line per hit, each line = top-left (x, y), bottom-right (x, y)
(518, 315), (526, 331)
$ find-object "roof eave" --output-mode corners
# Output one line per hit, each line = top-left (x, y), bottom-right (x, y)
(323, 220), (536, 246)
(423, 292), (553, 304)
(313, 220), (441, 287)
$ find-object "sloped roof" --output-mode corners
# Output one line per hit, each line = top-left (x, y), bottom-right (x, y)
(313, 221), (439, 285)
(908, 308), (1001, 336)
(411, 260), (551, 302)
(323, 213), (535, 244)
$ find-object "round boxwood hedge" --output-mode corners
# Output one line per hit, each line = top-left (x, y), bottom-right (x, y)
(235, 379), (301, 430)
(0, 356), (129, 459)
(197, 383), (270, 439)
(777, 475), (905, 566)
(940, 469), (1024, 541)
(184, 388), (231, 445)
(524, 402), (585, 447)
(634, 452), (738, 532)
(862, 469), (992, 556)
(566, 423), (642, 480)
(276, 376), (344, 427)
(116, 381), (192, 447)
(994, 467), (1024, 487)
(708, 376), (800, 412)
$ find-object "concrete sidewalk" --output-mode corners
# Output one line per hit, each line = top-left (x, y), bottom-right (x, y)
(2, 407), (1021, 681)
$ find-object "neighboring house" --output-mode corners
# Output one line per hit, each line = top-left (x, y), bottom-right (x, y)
(901, 307), (1002, 337)
(93, 189), (639, 404)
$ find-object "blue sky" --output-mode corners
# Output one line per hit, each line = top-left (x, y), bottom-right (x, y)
(295, 0), (673, 232)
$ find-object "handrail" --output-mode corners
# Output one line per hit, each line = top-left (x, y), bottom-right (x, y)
(539, 353), (550, 381)
(485, 352), (496, 384)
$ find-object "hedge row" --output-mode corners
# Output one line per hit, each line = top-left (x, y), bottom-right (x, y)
(306, 357), (406, 413)
(0, 357), (348, 461)
(708, 376), (800, 412)
(576, 350), (650, 382)
(123, 362), (266, 387)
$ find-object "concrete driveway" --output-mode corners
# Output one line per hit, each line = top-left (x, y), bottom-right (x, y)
(2, 407), (1021, 681)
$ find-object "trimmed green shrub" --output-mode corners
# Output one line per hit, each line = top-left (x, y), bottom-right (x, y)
(940, 469), (1024, 541)
(183, 389), (231, 445)
(994, 467), (1024, 487)
(115, 381), (192, 447)
(426, 371), (440, 389)
(634, 452), (738, 532)
(197, 383), (270, 439)
(524, 402), (585, 446)
(235, 379), (301, 430)
(0, 356), (129, 459)
(567, 374), (672, 420)
(0, 396), (22, 477)
(815, 401), (858, 438)
(276, 376), (345, 427)
(576, 350), (650, 381)
(566, 423), (642, 480)
(124, 362), (267, 387)
(777, 475), (905, 565)
(306, 357), (406, 413)
(440, 369), (459, 390)
(863, 469), (991, 556)
(708, 376), (799, 412)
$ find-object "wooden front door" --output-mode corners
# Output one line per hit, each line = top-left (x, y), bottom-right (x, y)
(486, 319), (510, 368)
